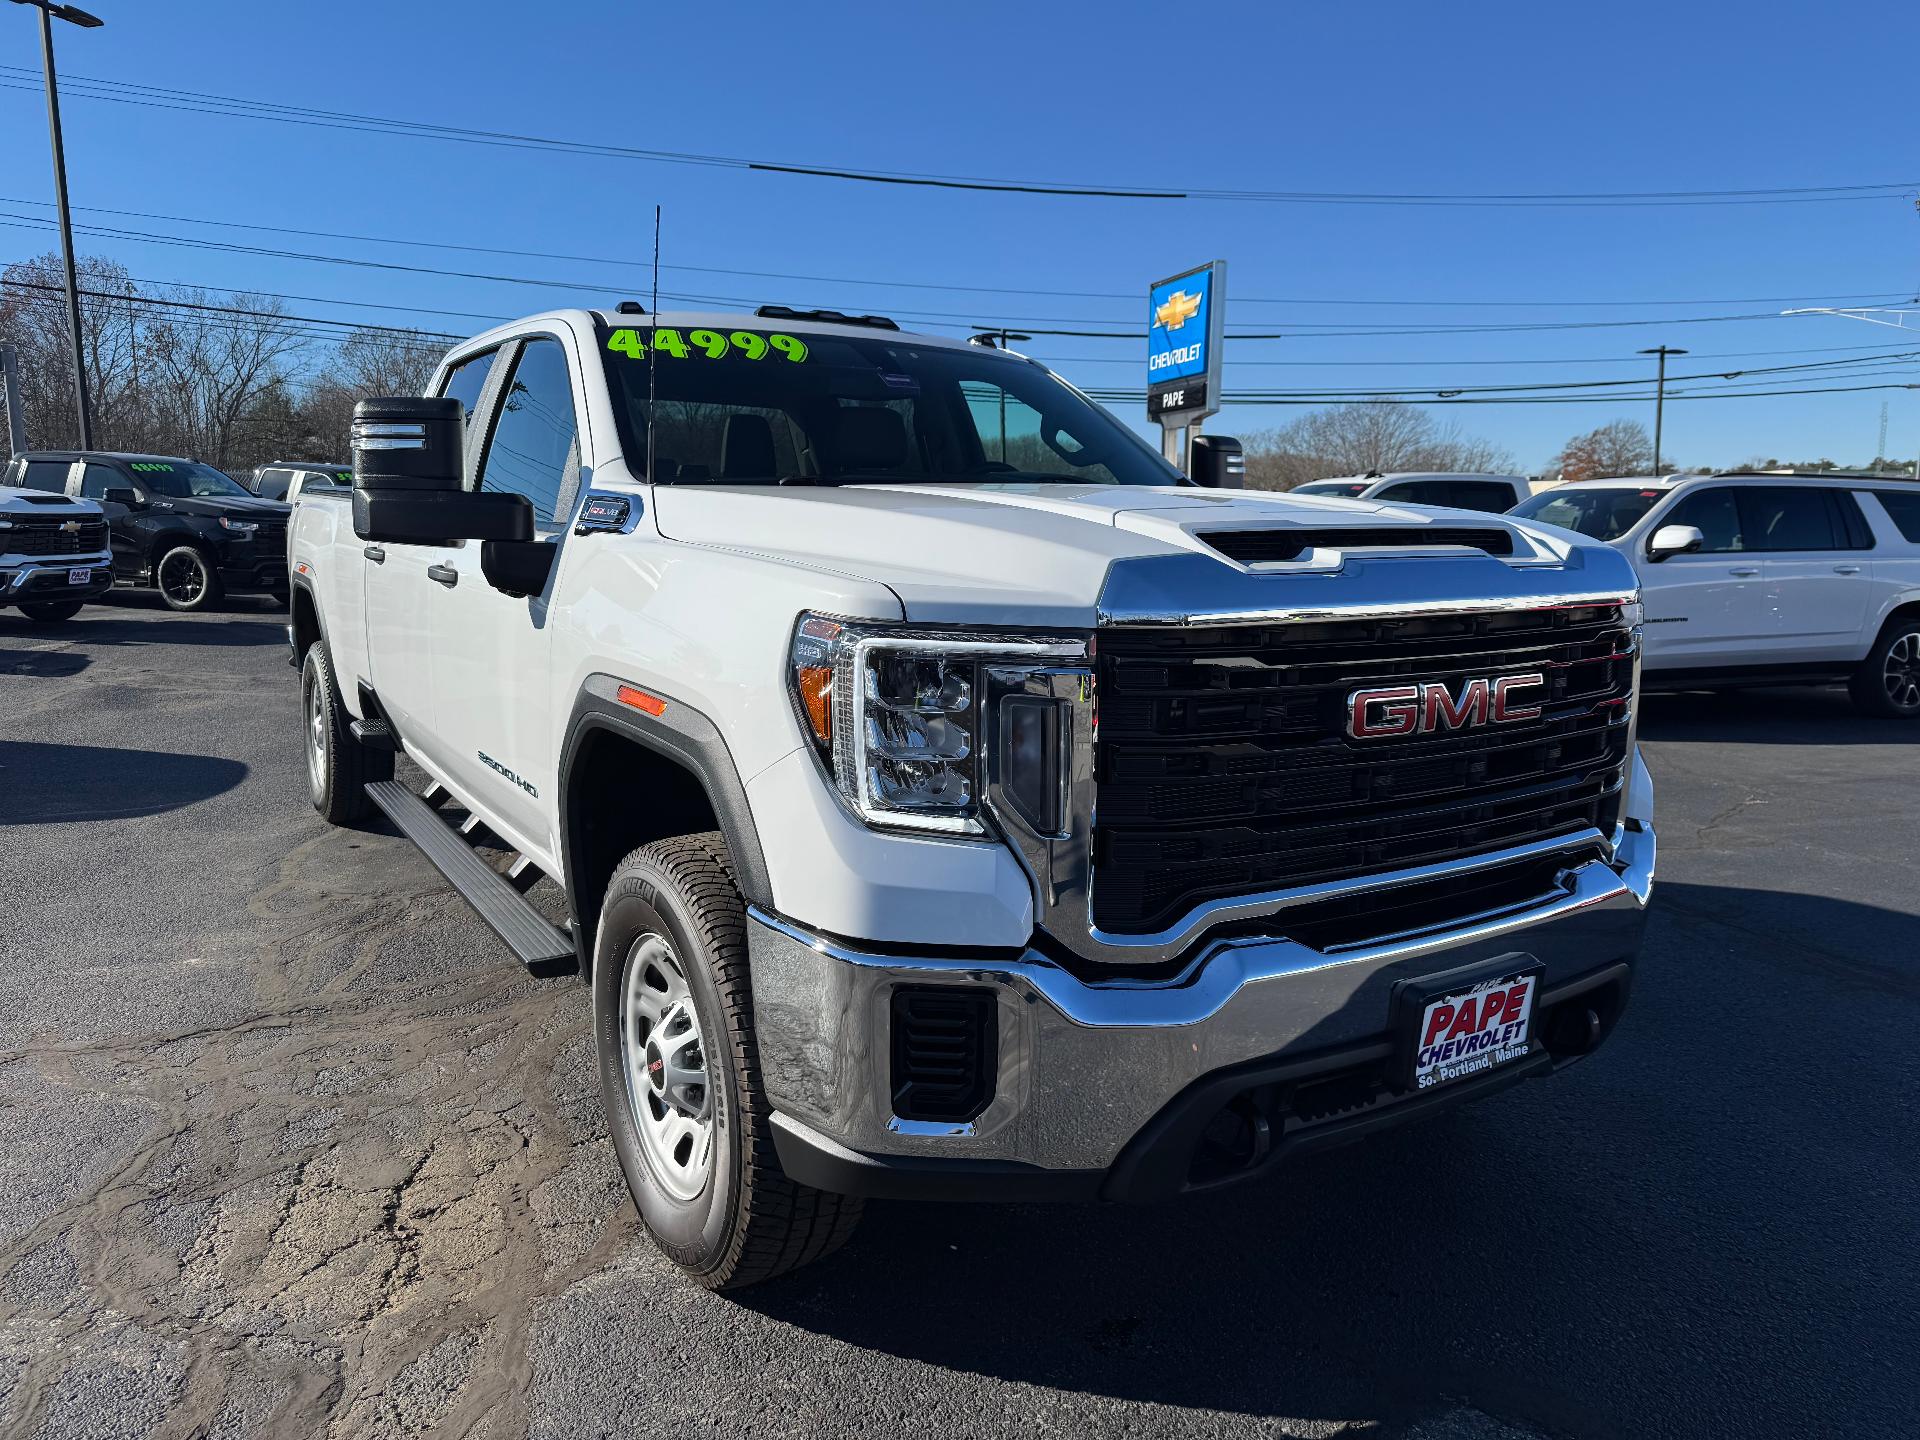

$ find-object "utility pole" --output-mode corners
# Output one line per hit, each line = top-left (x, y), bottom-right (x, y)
(1, 344), (27, 457)
(1638, 346), (1687, 473)
(12, 0), (105, 451)
(1876, 401), (1889, 474)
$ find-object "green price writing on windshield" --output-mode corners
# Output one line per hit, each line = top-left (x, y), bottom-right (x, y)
(606, 328), (808, 363)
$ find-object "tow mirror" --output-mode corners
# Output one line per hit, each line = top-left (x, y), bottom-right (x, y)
(103, 486), (141, 508)
(1647, 523), (1705, 562)
(1190, 435), (1245, 489)
(350, 395), (532, 546)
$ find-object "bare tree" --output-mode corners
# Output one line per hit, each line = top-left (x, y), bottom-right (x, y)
(1240, 401), (1516, 491)
(140, 289), (306, 470)
(0, 252), (146, 450)
(1553, 419), (1655, 483)
(301, 327), (449, 459)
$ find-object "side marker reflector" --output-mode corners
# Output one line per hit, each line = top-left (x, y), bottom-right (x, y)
(617, 684), (667, 717)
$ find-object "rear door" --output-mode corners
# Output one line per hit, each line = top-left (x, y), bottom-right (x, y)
(1636, 484), (1765, 668)
(363, 346), (500, 740)
(1739, 486), (1873, 663)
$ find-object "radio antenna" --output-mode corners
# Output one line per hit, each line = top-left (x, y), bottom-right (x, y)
(646, 204), (660, 486)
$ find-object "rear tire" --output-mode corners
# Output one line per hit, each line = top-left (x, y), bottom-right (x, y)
(1848, 619), (1920, 718)
(301, 642), (392, 824)
(19, 600), (84, 622)
(593, 832), (861, 1290)
(155, 545), (223, 612)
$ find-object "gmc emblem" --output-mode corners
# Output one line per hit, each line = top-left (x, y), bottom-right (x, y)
(1347, 672), (1545, 739)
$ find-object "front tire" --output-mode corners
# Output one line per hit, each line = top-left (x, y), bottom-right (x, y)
(19, 600), (85, 622)
(593, 833), (861, 1290)
(1848, 619), (1920, 718)
(301, 642), (392, 823)
(155, 545), (224, 612)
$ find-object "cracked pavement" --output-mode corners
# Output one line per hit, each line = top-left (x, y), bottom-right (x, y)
(2, 596), (1916, 1438)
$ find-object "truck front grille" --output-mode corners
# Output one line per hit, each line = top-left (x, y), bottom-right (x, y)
(1091, 604), (1634, 936)
(2, 519), (108, 557)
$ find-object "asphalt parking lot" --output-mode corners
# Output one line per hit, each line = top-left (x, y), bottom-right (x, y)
(1, 595), (1915, 1440)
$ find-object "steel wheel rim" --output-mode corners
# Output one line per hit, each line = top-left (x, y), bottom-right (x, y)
(1885, 631), (1920, 710)
(304, 666), (327, 796)
(159, 551), (205, 606)
(618, 932), (714, 1202)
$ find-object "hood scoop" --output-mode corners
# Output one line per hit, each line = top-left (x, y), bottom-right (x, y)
(1199, 526), (1516, 565)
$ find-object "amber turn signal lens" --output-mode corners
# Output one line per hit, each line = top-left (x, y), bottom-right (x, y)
(797, 666), (833, 747)
(616, 684), (666, 717)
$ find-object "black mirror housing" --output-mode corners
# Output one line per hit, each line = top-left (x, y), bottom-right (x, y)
(353, 489), (534, 545)
(1190, 435), (1246, 489)
(481, 539), (558, 598)
(352, 395), (464, 491)
(102, 486), (140, 507)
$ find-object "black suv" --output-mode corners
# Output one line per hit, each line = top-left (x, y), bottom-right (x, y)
(247, 460), (351, 502)
(2, 451), (292, 612)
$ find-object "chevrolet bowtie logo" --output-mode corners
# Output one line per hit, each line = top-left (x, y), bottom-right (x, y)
(60, 520), (81, 534)
(1154, 289), (1203, 331)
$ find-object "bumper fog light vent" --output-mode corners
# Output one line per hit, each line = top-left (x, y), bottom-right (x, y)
(890, 986), (997, 1123)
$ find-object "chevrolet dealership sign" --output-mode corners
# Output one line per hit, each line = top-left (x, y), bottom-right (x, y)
(1147, 259), (1225, 426)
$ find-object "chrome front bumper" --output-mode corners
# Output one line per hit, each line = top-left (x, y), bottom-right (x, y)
(751, 820), (1655, 1184)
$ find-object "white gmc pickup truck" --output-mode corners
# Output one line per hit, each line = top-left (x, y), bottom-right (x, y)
(289, 304), (1656, 1289)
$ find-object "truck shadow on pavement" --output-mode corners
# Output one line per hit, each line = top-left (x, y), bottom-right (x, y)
(0, 740), (248, 824)
(736, 881), (1919, 1437)
(1639, 687), (1920, 745)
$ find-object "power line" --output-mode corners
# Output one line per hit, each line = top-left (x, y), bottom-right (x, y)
(1081, 382), (1920, 406)
(0, 211), (1843, 339)
(2, 66), (1915, 209)
(5, 193), (1909, 311)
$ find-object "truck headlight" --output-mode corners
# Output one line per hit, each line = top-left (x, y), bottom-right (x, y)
(789, 612), (1083, 836)
(218, 517), (259, 535)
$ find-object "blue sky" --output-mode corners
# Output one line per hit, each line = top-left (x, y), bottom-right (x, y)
(4, 0), (1918, 472)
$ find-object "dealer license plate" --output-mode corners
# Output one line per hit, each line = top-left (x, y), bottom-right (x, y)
(1409, 969), (1540, 1091)
(67, 568), (91, 585)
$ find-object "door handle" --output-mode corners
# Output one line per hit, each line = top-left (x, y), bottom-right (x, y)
(363, 545), (386, 564)
(427, 563), (458, 588)
(1833, 564), (1863, 575)
(1728, 566), (1760, 578)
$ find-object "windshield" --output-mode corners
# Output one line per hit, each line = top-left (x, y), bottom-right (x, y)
(599, 324), (1183, 486)
(1511, 486), (1664, 540)
(129, 461), (251, 499)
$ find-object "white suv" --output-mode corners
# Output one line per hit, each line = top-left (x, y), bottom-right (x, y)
(1297, 473), (1535, 512)
(1510, 473), (1920, 716)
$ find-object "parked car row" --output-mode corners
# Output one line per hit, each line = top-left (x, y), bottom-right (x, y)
(0, 449), (297, 612)
(1293, 472), (1542, 510)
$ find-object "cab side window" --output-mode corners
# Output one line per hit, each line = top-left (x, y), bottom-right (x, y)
(79, 463), (125, 499)
(1659, 488), (1743, 553)
(474, 338), (581, 528)
(437, 349), (497, 433)
(1441, 480), (1519, 512)
(1739, 487), (1837, 552)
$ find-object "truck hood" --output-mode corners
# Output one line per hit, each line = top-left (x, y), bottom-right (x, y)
(650, 482), (1611, 628)
(0, 486), (102, 517)
(152, 494), (291, 520)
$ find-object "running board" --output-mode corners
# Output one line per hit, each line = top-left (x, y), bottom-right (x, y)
(365, 780), (576, 975)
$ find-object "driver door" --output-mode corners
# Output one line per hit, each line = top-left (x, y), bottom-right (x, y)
(426, 332), (587, 863)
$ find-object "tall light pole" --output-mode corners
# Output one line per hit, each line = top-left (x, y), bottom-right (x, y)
(1638, 346), (1687, 473)
(1782, 307), (1920, 482)
(11, 0), (104, 451)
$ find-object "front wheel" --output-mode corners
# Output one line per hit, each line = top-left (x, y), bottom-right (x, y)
(593, 833), (861, 1290)
(155, 545), (224, 612)
(1848, 620), (1920, 718)
(19, 600), (85, 623)
(301, 642), (392, 823)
